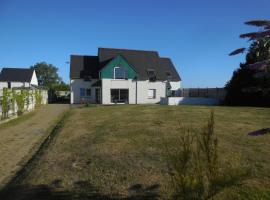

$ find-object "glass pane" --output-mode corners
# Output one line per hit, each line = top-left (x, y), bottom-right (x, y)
(86, 89), (91, 96)
(119, 89), (128, 103)
(148, 89), (156, 99)
(80, 88), (86, 97)
(111, 89), (119, 103)
(115, 67), (126, 79)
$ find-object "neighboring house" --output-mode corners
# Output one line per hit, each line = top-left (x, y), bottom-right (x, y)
(70, 48), (181, 104)
(0, 68), (38, 89)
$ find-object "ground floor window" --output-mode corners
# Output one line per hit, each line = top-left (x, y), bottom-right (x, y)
(148, 89), (156, 99)
(111, 89), (129, 103)
(80, 88), (91, 97)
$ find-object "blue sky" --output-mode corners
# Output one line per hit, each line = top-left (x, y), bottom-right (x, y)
(0, 0), (269, 87)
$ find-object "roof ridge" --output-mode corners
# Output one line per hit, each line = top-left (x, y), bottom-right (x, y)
(98, 47), (159, 54)
(2, 67), (31, 69)
(70, 55), (97, 57)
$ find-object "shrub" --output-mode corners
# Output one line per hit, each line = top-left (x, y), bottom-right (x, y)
(14, 90), (27, 116)
(0, 88), (11, 119)
(165, 111), (247, 200)
(34, 90), (43, 108)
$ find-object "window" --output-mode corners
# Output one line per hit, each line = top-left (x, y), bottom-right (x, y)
(80, 88), (86, 97)
(114, 66), (127, 79)
(7, 82), (11, 89)
(166, 71), (172, 80)
(111, 89), (129, 103)
(86, 88), (91, 96)
(147, 69), (156, 81)
(148, 89), (156, 99)
(80, 88), (91, 97)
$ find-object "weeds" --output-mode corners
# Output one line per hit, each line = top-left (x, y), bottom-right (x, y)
(165, 111), (248, 200)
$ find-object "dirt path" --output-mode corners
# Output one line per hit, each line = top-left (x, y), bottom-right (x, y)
(0, 104), (69, 188)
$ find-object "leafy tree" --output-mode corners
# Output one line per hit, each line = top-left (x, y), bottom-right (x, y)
(226, 20), (270, 106)
(30, 62), (62, 88)
(229, 20), (270, 75)
(51, 83), (70, 91)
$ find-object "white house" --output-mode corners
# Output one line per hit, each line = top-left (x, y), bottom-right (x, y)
(0, 68), (38, 89)
(70, 48), (181, 104)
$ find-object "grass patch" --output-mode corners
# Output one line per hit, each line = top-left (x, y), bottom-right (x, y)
(5, 105), (270, 199)
(0, 110), (37, 130)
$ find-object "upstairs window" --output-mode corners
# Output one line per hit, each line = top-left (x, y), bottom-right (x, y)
(147, 69), (156, 82)
(114, 66), (127, 79)
(166, 71), (172, 80)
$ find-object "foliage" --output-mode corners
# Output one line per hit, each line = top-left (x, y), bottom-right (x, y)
(31, 62), (62, 88)
(165, 111), (247, 200)
(229, 19), (270, 74)
(14, 90), (27, 116)
(51, 83), (70, 91)
(225, 38), (270, 106)
(0, 88), (11, 119)
(0, 89), (44, 119)
(34, 90), (43, 108)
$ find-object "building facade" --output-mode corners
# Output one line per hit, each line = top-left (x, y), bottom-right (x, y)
(70, 48), (181, 104)
(0, 68), (38, 89)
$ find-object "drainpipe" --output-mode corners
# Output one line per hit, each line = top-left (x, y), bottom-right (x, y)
(135, 77), (138, 104)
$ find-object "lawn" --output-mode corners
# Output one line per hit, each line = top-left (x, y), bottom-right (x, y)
(0, 104), (68, 189)
(6, 105), (270, 199)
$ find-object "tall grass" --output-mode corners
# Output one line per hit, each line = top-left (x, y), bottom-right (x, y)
(165, 111), (248, 200)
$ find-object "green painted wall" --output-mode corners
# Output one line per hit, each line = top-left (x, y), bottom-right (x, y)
(100, 55), (137, 79)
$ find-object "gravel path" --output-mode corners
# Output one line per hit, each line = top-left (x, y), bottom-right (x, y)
(0, 104), (69, 188)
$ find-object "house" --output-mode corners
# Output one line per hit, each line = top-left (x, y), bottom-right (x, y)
(70, 48), (181, 104)
(0, 68), (38, 89)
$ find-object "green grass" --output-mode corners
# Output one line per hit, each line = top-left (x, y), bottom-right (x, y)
(13, 105), (270, 199)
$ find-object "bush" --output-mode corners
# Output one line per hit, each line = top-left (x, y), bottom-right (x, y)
(165, 111), (248, 200)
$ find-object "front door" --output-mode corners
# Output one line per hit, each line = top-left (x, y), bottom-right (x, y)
(95, 88), (101, 103)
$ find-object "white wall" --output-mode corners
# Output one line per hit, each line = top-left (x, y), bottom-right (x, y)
(70, 79), (99, 104)
(162, 97), (220, 106)
(136, 81), (167, 104)
(30, 70), (38, 86)
(0, 89), (48, 120)
(0, 82), (7, 89)
(101, 79), (136, 104)
(170, 81), (181, 90)
(0, 82), (30, 89)
(101, 79), (167, 104)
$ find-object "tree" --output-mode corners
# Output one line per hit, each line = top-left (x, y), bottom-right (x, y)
(226, 20), (270, 106)
(31, 62), (62, 88)
(229, 20), (270, 76)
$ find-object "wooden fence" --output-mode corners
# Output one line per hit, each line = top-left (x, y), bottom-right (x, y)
(179, 88), (226, 101)
(0, 89), (48, 121)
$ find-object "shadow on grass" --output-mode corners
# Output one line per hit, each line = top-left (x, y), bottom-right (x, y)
(0, 181), (160, 200)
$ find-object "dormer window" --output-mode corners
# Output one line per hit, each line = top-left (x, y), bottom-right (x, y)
(147, 69), (156, 82)
(166, 71), (172, 80)
(114, 66), (127, 79)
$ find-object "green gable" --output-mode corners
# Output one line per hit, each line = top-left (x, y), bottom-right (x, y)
(100, 55), (137, 79)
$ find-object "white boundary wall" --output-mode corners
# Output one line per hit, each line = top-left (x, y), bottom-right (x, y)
(161, 97), (220, 106)
(0, 89), (48, 120)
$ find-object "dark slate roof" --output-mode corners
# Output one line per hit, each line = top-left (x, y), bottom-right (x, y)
(91, 80), (101, 87)
(70, 48), (181, 81)
(0, 68), (34, 82)
(70, 55), (100, 79)
(159, 58), (181, 81)
(98, 48), (181, 81)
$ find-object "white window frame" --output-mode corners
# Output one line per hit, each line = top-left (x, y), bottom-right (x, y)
(114, 66), (126, 79)
(148, 89), (156, 99)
